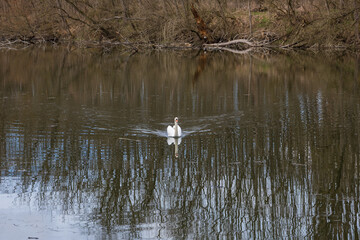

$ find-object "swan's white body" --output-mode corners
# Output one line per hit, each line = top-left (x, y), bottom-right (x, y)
(167, 117), (182, 137)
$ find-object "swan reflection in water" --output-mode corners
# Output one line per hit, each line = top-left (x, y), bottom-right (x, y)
(167, 117), (182, 158)
(167, 137), (181, 158)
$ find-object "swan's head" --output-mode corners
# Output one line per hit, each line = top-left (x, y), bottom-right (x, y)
(174, 117), (179, 124)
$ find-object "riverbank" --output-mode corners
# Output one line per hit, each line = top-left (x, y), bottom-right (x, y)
(1, 1), (359, 51)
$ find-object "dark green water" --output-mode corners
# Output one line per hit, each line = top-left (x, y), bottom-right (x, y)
(0, 47), (359, 239)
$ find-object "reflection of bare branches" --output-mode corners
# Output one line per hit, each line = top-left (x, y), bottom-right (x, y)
(1, 51), (360, 238)
(192, 52), (208, 85)
(204, 46), (254, 54)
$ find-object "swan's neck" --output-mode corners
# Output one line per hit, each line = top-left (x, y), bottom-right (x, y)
(174, 123), (178, 136)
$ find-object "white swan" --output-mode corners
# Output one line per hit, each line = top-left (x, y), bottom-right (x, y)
(167, 117), (182, 137)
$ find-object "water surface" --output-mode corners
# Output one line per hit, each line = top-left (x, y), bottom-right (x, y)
(0, 48), (360, 239)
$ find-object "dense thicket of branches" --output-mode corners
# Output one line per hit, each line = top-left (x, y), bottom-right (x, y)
(0, 0), (359, 48)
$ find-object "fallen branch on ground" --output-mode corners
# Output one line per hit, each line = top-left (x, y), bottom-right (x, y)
(202, 37), (313, 53)
(203, 39), (256, 47)
(0, 39), (33, 50)
(0, 39), (31, 46)
(202, 38), (272, 53)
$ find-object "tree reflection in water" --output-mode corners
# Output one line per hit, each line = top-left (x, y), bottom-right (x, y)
(0, 48), (359, 239)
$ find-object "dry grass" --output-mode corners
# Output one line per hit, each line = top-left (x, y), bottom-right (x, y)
(0, 0), (359, 49)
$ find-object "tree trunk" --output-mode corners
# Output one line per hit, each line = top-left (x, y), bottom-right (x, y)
(190, 4), (212, 42)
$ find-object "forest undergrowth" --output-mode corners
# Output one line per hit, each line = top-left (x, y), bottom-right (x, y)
(0, 0), (359, 51)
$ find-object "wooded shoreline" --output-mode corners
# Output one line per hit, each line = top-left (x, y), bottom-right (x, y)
(1, 0), (359, 52)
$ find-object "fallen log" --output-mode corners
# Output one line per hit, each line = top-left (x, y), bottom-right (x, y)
(202, 38), (275, 53)
(190, 4), (213, 43)
(203, 39), (258, 48)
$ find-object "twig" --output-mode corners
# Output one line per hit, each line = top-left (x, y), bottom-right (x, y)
(331, 7), (360, 22)
(63, 0), (96, 25)
(54, 6), (91, 27)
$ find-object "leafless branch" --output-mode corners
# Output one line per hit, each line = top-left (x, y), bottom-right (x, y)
(204, 39), (255, 47)
(204, 46), (255, 54)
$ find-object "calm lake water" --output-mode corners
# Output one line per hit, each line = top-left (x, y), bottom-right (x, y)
(0, 47), (359, 239)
